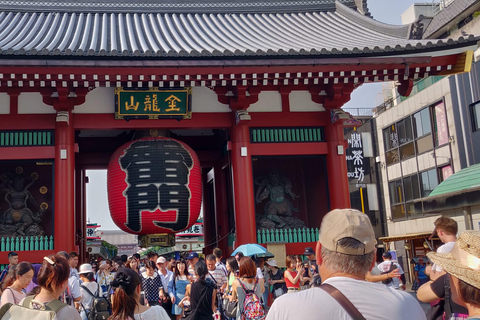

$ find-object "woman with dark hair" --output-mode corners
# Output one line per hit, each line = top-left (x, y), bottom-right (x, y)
(266, 259), (286, 301)
(0, 261), (33, 306)
(97, 259), (114, 297)
(141, 260), (163, 307)
(126, 257), (140, 274)
(20, 254), (81, 319)
(109, 267), (170, 320)
(226, 257), (239, 294)
(230, 257), (264, 320)
(25, 263), (41, 295)
(284, 255), (303, 293)
(169, 259), (189, 320)
(188, 260), (216, 320)
(223, 257), (239, 320)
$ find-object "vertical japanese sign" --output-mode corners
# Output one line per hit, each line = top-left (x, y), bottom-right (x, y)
(115, 88), (192, 119)
(346, 131), (365, 187)
(435, 102), (448, 146)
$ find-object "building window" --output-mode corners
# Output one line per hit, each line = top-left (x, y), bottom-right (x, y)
(403, 174), (420, 201)
(388, 179), (403, 205)
(397, 117), (415, 159)
(383, 125), (400, 165)
(471, 100), (480, 131)
(413, 108), (433, 154)
(413, 108), (432, 138)
(420, 169), (439, 197)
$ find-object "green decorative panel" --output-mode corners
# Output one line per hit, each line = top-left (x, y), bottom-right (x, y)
(0, 130), (54, 147)
(257, 228), (319, 244)
(250, 127), (324, 143)
(0, 236), (54, 251)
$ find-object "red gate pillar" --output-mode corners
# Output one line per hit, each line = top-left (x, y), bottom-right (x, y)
(41, 88), (87, 254)
(230, 122), (257, 246)
(214, 165), (229, 253)
(54, 109), (76, 253)
(325, 117), (351, 209)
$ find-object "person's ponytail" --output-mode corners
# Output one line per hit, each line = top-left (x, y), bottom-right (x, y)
(109, 287), (137, 320)
(108, 268), (142, 320)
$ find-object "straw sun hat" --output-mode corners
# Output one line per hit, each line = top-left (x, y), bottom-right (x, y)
(427, 231), (480, 289)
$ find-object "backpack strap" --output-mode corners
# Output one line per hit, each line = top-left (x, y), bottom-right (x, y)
(318, 284), (366, 320)
(0, 303), (13, 318)
(21, 295), (34, 307)
(81, 284), (97, 298)
(238, 279), (249, 293)
(21, 295), (68, 314)
(45, 299), (69, 313)
(444, 275), (452, 320)
(6, 288), (18, 305)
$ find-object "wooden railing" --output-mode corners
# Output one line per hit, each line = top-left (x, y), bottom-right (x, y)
(257, 228), (319, 244)
(0, 235), (54, 252)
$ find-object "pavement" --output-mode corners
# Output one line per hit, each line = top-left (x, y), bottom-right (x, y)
(405, 283), (430, 314)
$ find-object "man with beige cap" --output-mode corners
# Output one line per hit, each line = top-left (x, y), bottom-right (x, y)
(266, 208), (426, 320)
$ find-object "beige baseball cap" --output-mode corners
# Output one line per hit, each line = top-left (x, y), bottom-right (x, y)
(319, 209), (376, 255)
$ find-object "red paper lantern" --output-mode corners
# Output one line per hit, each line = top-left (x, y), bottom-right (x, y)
(107, 137), (202, 235)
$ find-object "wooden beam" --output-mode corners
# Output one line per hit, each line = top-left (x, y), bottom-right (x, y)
(0, 146), (55, 159)
(249, 142), (328, 156)
(74, 113), (232, 130)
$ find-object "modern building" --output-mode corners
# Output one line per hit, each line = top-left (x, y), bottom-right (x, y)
(374, 0), (480, 280)
(0, 0), (476, 265)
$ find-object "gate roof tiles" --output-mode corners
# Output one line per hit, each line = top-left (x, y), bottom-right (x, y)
(0, 0), (476, 58)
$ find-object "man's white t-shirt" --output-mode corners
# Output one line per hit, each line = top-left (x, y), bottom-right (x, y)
(432, 241), (455, 272)
(377, 260), (404, 289)
(266, 277), (426, 320)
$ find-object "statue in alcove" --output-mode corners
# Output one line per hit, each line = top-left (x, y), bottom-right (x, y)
(0, 167), (46, 237)
(255, 171), (306, 230)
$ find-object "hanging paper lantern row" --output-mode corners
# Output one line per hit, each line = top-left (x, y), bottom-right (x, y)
(107, 137), (202, 235)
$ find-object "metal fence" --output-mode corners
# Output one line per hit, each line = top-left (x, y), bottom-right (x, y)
(342, 108), (373, 117)
(0, 235), (54, 252)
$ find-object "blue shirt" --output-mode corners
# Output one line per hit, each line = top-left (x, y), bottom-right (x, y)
(414, 263), (427, 280)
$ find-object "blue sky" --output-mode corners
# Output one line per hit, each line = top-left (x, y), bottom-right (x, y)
(343, 0), (417, 109)
(86, 0), (418, 230)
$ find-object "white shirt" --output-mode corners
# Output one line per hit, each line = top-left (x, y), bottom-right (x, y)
(159, 270), (175, 298)
(267, 277), (426, 320)
(208, 266), (228, 290)
(215, 261), (228, 277)
(377, 260), (404, 289)
(432, 241), (455, 272)
(256, 267), (264, 279)
(80, 282), (103, 312)
(134, 306), (170, 320)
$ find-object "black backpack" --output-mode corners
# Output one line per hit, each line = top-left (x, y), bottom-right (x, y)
(81, 284), (110, 320)
(381, 261), (397, 285)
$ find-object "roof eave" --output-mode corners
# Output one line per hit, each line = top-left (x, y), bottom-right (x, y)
(0, 41), (476, 68)
(413, 187), (480, 214)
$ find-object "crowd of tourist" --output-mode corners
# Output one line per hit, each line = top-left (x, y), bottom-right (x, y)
(0, 210), (479, 320)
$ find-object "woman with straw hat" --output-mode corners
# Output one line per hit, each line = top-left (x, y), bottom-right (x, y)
(427, 231), (480, 319)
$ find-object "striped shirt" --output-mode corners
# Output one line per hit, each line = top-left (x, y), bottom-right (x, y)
(207, 266), (227, 290)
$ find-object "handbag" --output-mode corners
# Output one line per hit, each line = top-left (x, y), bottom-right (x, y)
(224, 300), (238, 318)
(273, 287), (284, 298)
(426, 299), (444, 320)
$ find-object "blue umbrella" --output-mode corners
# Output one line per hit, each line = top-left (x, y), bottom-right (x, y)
(232, 243), (267, 257)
